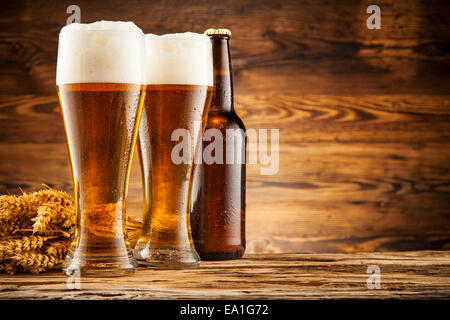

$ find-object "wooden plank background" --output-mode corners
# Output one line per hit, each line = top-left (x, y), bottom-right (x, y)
(0, 0), (449, 253)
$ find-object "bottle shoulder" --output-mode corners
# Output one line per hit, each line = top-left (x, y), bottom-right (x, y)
(206, 109), (246, 130)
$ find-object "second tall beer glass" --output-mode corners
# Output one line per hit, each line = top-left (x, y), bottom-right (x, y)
(134, 33), (213, 268)
(57, 21), (146, 276)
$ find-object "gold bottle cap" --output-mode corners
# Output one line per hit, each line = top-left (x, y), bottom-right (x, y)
(204, 28), (231, 37)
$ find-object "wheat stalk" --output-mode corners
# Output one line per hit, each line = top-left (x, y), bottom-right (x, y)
(2, 236), (51, 255)
(11, 252), (63, 274)
(46, 240), (69, 259)
(0, 187), (142, 274)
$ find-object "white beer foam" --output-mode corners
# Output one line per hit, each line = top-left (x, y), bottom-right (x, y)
(56, 21), (145, 85)
(145, 33), (213, 86)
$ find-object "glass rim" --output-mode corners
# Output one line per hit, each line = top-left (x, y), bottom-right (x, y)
(60, 28), (144, 35)
(145, 33), (210, 42)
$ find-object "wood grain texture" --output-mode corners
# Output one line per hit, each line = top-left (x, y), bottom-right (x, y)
(1, 0), (450, 96)
(1, 94), (449, 253)
(0, 1), (450, 253)
(0, 251), (449, 299)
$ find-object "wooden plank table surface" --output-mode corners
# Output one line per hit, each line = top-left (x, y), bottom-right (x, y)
(0, 251), (449, 299)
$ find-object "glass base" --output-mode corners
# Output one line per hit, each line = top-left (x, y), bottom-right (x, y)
(134, 243), (200, 269)
(62, 251), (137, 277)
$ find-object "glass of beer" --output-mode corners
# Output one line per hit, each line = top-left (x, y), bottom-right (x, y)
(56, 21), (146, 276)
(134, 33), (213, 268)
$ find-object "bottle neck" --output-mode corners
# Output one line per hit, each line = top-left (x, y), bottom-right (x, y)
(210, 36), (233, 112)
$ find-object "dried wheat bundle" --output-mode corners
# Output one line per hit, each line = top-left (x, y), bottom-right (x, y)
(0, 187), (142, 274)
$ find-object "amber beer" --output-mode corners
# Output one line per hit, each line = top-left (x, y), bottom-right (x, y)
(56, 21), (146, 276)
(134, 33), (213, 267)
(191, 28), (246, 260)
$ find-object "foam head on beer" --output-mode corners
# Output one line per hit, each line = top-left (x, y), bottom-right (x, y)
(145, 33), (213, 86)
(56, 20), (146, 85)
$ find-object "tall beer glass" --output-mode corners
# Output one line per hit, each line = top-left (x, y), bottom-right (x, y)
(134, 33), (213, 268)
(56, 21), (146, 276)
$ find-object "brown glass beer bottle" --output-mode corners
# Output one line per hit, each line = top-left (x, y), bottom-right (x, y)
(190, 28), (246, 260)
